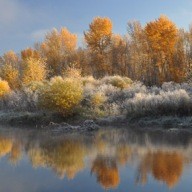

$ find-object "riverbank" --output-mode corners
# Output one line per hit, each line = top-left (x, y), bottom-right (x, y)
(1, 111), (192, 131)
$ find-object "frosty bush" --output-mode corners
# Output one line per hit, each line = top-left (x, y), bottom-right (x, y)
(90, 92), (106, 108)
(82, 76), (99, 86)
(1, 87), (39, 112)
(62, 67), (81, 79)
(39, 76), (83, 115)
(1, 72), (192, 119)
(100, 76), (132, 89)
(125, 89), (192, 117)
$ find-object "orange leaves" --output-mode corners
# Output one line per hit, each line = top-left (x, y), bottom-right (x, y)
(40, 28), (77, 76)
(145, 15), (178, 55)
(60, 28), (77, 53)
(84, 17), (112, 53)
(144, 16), (181, 84)
(21, 48), (40, 60)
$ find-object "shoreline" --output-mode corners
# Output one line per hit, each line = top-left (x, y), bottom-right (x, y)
(0, 111), (192, 130)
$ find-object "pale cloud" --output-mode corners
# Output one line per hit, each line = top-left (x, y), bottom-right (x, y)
(31, 29), (50, 41)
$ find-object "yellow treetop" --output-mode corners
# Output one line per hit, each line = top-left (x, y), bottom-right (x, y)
(145, 15), (178, 55)
(84, 17), (113, 53)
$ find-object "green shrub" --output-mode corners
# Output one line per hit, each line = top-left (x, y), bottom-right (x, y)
(39, 76), (83, 115)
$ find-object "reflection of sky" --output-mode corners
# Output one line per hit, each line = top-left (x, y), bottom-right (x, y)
(0, 157), (191, 192)
(1, 0), (192, 54)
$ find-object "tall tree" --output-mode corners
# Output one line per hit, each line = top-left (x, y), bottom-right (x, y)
(84, 17), (113, 77)
(0, 51), (20, 89)
(145, 15), (178, 84)
(21, 58), (47, 85)
(40, 28), (77, 76)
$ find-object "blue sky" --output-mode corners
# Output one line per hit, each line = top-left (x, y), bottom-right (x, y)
(1, 0), (192, 54)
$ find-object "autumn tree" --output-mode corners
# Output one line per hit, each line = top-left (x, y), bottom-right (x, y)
(21, 48), (41, 60)
(145, 15), (178, 84)
(21, 58), (47, 85)
(110, 34), (127, 75)
(0, 51), (20, 89)
(84, 17), (113, 77)
(40, 28), (77, 76)
(173, 29), (187, 82)
(127, 21), (150, 82)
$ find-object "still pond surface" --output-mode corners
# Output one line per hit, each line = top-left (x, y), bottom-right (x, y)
(0, 126), (191, 192)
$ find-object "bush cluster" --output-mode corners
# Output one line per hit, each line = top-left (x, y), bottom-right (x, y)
(1, 74), (192, 119)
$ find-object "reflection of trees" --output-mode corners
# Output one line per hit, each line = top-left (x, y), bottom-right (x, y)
(0, 130), (188, 190)
(137, 151), (184, 188)
(91, 156), (120, 189)
(136, 152), (153, 185)
(0, 136), (22, 165)
(152, 151), (183, 188)
(116, 145), (132, 166)
(0, 137), (12, 157)
(9, 142), (22, 165)
(28, 140), (85, 179)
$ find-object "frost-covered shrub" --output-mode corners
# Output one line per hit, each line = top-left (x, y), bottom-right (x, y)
(62, 67), (81, 79)
(1, 87), (39, 112)
(100, 76), (132, 89)
(125, 89), (192, 117)
(0, 79), (11, 98)
(90, 92), (106, 108)
(39, 76), (83, 115)
(82, 76), (98, 86)
(107, 82), (147, 106)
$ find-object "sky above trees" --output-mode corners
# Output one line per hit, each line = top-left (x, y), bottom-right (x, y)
(1, 0), (192, 54)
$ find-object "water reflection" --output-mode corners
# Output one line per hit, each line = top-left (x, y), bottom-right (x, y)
(0, 128), (191, 191)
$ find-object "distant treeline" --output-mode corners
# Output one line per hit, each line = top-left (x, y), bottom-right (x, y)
(0, 15), (192, 88)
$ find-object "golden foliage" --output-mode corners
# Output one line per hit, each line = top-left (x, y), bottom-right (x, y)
(62, 66), (81, 79)
(41, 28), (77, 76)
(145, 15), (179, 83)
(0, 79), (11, 98)
(39, 76), (83, 114)
(84, 17), (112, 53)
(0, 64), (20, 89)
(21, 48), (40, 60)
(145, 15), (178, 54)
(0, 50), (20, 89)
(90, 92), (106, 107)
(84, 17), (113, 77)
(21, 58), (47, 85)
(102, 76), (132, 89)
(60, 28), (77, 52)
(2, 50), (19, 65)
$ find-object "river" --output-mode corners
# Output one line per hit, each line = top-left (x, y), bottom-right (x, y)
(0, 126), (191, 192)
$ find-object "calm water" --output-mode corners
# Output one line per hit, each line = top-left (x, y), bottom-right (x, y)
(0, 126), (192, 192)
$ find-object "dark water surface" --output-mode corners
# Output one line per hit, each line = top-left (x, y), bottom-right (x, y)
(0, 126), (192, 192)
